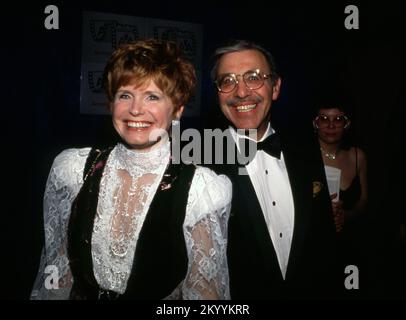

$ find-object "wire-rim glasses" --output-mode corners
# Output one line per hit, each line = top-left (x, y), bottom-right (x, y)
(215, 69), (272, 93)
(314, 114), (349, 129)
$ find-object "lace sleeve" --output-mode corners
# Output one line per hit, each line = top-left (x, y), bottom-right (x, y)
(30, 148), (90, 300)
(181, 167), (232, 300)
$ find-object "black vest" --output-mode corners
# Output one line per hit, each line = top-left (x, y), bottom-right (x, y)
(67, 147), (196, 299)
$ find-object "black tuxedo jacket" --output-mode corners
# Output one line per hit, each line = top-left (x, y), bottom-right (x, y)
(209, 127), (340, 299)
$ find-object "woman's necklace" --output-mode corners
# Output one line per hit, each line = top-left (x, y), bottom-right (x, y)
(320, 147), (338, 160)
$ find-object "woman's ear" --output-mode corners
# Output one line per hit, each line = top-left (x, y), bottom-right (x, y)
(312, 119), (318, 130)
(174, 106), (184, 120)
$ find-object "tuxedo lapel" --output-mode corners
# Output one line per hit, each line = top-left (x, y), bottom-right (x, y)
(210, 131), (286, 298)
(228, 158), (284, 280)
(279, 132), (312, 280)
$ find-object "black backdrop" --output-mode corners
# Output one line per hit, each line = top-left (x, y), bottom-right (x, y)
(1, 0), (404, 300)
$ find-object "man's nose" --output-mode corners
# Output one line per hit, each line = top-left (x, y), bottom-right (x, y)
(235, 78), (251, 98)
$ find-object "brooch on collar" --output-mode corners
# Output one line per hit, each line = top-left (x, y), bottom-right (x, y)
(160, 172), (178, 191)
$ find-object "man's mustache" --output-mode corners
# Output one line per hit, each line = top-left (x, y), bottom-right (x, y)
(226, 96), (263, 107)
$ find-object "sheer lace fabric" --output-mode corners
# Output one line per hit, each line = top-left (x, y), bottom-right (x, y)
(31, 142), (231, 300)
(92, 143), (169, 294)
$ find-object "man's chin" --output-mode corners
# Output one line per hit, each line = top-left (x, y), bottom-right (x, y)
(230, 121), (259, 131)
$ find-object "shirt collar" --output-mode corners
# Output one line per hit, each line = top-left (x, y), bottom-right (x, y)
(229, 122), (275, 147)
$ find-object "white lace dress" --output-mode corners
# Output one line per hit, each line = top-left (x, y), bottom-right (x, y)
(30, 141), (231, 300)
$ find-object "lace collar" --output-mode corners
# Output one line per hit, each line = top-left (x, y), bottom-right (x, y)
(113, 140), (171, 175)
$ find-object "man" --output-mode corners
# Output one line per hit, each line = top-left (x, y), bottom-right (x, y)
(209, 40), (339, 299)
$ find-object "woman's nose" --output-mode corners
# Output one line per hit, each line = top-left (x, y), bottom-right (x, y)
(328, 122), (336, 128)
(129, 99), (144, 116)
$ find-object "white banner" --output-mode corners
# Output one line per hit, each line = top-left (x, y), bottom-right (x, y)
(80, 11), (203, 117)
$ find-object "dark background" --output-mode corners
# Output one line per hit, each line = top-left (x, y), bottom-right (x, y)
(1, 0), (404, 300)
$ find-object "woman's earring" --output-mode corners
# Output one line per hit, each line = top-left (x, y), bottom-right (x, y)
(170, 119), (181, 151)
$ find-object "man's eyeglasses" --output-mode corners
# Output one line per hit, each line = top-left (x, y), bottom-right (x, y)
(314, 114), (349, 129)
(215, 69), (271, 93)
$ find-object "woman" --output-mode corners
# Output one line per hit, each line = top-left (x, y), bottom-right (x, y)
(31, 39), (231, 300)
(313, 105), (368, 232)
(313, 103), (370, 297)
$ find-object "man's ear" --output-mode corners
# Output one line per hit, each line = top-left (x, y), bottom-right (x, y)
(174, 105), (184, 120)
(272, 77), (282, 100)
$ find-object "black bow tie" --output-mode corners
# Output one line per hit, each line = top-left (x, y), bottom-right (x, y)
(239, 132), (281, 161)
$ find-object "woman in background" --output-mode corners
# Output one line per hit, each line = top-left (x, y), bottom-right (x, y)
(313, 100), (369, 297)
(313, 104), (367, 231)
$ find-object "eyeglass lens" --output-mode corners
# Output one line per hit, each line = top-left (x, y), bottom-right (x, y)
(217, 70), (267, 93)
(316, 115), (347, 128)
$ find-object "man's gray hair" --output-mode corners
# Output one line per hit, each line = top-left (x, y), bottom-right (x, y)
(210, 39), (280, 85)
